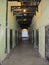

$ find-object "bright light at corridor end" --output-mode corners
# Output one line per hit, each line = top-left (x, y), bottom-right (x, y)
(22, 29), (28, 32)
(22, 29), (29, 37)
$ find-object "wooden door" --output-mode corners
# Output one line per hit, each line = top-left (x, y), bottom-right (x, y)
(45, 25), (49, 60)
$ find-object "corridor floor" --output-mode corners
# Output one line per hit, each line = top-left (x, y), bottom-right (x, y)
(2, 38), (49, 65)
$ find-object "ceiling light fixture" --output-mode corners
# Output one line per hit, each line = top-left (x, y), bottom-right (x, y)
(23, 9), (26, 13)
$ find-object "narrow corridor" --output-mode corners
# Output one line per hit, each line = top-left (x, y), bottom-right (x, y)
(0, 0), (49, 65)
(2, 38), (49, 65)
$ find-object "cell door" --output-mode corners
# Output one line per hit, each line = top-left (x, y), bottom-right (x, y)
(10, 29), (13, 49)
(32, 30), (34, 45)
(15, 30), (18, 45)
(5, 28), (7, 53)
(45, 25), (49, 60)
(36, 30), (39, 48)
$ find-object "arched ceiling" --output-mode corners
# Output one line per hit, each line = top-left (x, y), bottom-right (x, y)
(8, 0), (41, 29)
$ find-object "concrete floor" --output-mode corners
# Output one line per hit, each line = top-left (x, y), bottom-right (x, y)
(2, 38), (49, 65)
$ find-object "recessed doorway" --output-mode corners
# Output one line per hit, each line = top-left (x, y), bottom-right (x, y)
(36, 30), (39, 48)
(10, 29), (13, 49)
(45, 25), (49, 60)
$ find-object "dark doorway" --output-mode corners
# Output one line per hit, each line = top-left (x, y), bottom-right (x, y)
(15, 30), (17, 45)
(33, 30), (34, 45)
(45, 25), (49, 60)
(10, 29), (13, 49)
(5, 28), (7, 53)
(36, 30), (39, 48)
